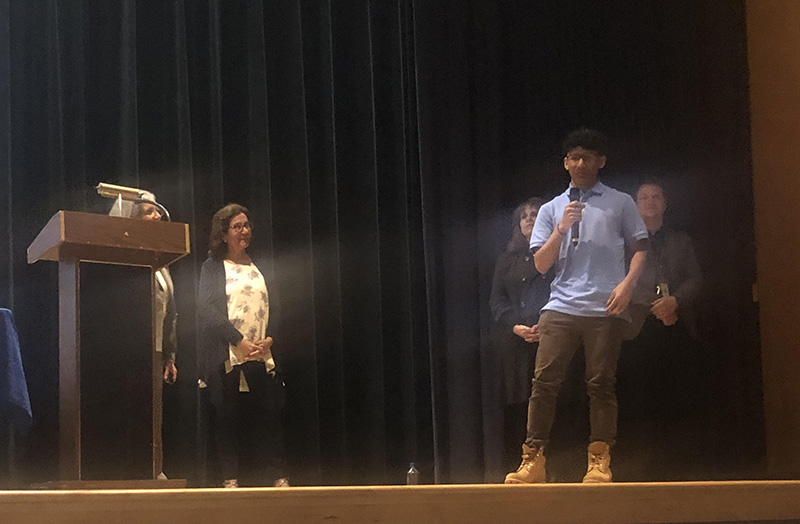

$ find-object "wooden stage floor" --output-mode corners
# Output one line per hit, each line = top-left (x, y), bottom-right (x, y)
(1, 480), (799, 524)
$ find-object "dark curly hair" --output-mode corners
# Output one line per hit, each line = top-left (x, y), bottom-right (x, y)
(506, 197), (545, 254)
(208, 203), (250, 259)
(561, 128), (608, 157)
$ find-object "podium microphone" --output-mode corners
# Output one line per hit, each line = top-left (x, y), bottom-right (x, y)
(96, 182), (171, 221)
(569, 187), (580, 245)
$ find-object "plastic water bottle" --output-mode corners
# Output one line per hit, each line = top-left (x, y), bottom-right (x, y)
(406, 462), (420, 485)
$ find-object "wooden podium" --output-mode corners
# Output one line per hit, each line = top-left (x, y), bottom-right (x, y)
(28, 211), (190, 482)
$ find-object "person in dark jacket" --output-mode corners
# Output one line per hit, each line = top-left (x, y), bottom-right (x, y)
(490, 197), (553, 475)
(617, 180), (706, 480)
(624, 181), (702, 340)
(197, 203), (286, 488)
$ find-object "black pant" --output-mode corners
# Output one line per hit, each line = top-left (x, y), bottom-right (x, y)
(215, 361), (286, 485)
(616, 316), (708, 480)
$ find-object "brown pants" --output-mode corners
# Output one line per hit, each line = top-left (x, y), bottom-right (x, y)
(525, 310), (625, 449)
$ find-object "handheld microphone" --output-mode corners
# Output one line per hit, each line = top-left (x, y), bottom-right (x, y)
(568, 187), (580, 245)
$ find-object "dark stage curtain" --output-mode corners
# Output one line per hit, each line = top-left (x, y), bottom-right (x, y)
(1, 0), (762, 485)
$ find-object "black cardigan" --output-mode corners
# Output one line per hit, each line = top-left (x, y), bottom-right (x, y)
(197, 256), (278, 385)
(489, 249), (553, 333)
(489, 248), (553, 405)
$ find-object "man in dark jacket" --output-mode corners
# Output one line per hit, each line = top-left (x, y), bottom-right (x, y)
(625, 180), (702, 340)
(617, 179), (705, 481)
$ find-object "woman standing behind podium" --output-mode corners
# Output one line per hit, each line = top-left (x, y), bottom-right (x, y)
(489, 197), (553, 476)
(130, 197), (178, 385)
(198, 203), (286, 488)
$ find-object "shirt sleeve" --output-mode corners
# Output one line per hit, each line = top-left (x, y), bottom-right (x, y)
(489, 253), (517, 331)
(621, 194), (649, 246)
(198, 259), (245, 346)
(530, 201), (555, 249)
(162, 287), (177, 362)
(671, 233), (703, 307)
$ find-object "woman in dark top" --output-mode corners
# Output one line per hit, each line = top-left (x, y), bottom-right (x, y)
(490, 197), (553, 474)
(197, 203), (286, 488)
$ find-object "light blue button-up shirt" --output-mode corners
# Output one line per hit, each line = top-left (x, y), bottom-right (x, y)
(530, 181), (648, 318)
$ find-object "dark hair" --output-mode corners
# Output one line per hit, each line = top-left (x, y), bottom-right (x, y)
(208, 203), (250, 259)
(130, 202), (147, 219)
(634, 178), (667, 202)
(561, 128), (609, 157)
(130, 201), (155, 219)
(506, 197), (545, 254)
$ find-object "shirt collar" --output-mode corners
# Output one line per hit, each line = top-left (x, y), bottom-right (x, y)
(564, 181), (606, 198)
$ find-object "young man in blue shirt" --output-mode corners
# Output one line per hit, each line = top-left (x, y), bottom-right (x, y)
(505, 129), (649, 483)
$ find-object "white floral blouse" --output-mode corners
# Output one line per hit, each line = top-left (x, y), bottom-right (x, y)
(224, 260), (274, 374)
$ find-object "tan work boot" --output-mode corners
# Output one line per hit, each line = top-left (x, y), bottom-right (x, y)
(504, 444), (546, 484)
(582, 441), (612, 483)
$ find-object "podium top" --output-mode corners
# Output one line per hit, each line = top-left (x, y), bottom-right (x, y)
(27, 211), (190, 268)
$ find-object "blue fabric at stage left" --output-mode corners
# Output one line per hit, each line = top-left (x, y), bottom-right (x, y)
(0, 308), (32, 435)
